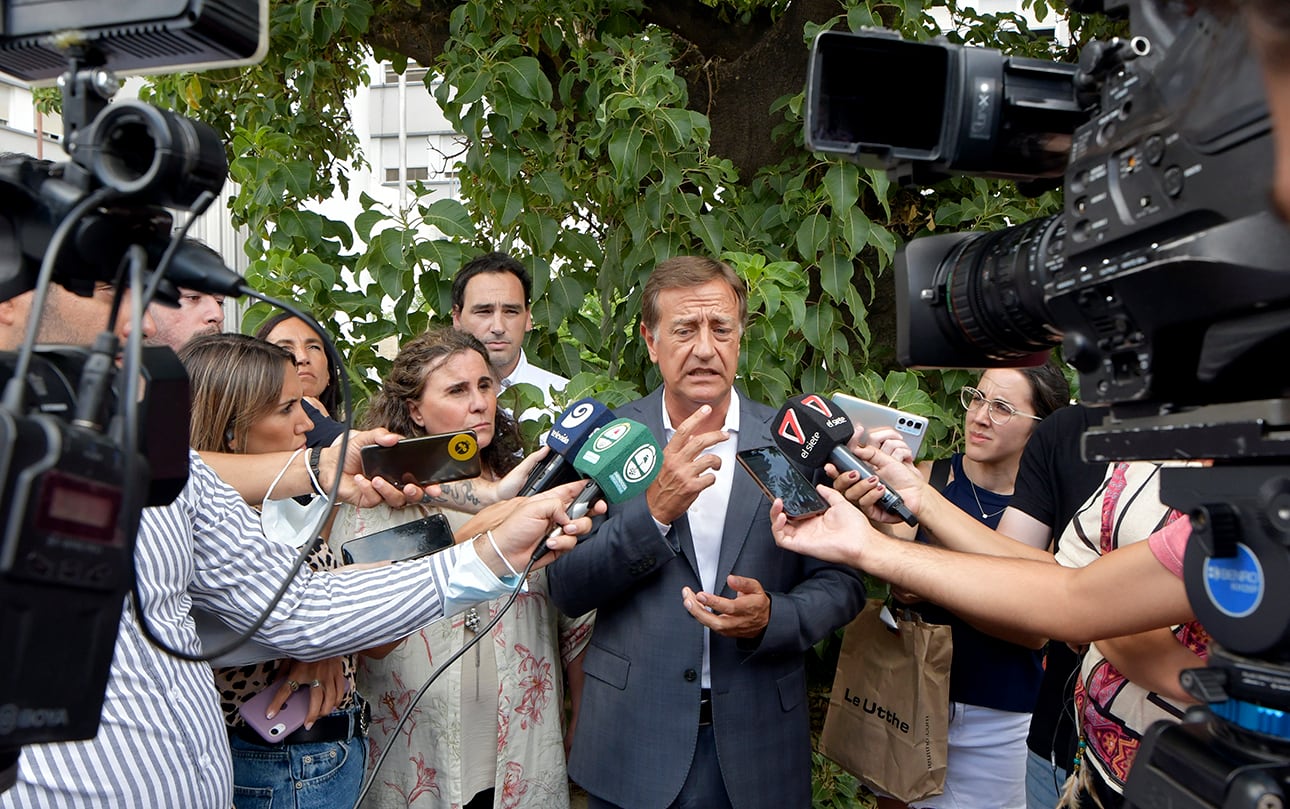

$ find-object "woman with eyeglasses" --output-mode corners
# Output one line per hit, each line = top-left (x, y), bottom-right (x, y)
(876, 363), (1070, 809)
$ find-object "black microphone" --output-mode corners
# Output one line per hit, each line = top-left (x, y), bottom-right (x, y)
(772, 394), (917, 526)
(517, 398), (615, 496)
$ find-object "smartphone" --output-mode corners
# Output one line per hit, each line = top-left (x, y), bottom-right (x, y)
(736, 445), (828, 519)
(360, 431), (482, 487)
(830, 393), (929, 460)
(340, 513), (456, 565)
(237, 683), (311, 743)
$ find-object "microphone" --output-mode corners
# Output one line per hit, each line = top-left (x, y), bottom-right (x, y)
(517, 398), (616, 496)
(772, 394), (917, 526)
(531, 417), (661, 562)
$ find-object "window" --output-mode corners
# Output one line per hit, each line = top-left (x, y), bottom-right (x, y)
(382, 63), (430, 85)
(384, 166), (430, 183)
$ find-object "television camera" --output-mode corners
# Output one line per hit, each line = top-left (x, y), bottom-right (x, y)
(0, 0), (265, 792)
(807, 0), (1290, 806)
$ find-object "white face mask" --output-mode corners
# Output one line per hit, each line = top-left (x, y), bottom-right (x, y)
(259, 447), (331, 548)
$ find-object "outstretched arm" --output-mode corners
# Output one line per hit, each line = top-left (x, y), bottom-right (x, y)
(771, 488), (1194, 645)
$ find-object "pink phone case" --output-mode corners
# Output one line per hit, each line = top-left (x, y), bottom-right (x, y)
(237, 683), (311, 743)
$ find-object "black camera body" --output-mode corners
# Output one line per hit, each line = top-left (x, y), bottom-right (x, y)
(0, 0), (262, 785)
(807, 2), (1290, 807)
(0, 346), (188, 750)
(809, 4), (1290, 411)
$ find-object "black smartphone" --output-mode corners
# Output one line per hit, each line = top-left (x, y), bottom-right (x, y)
(736, 445), (828, 519)
(359, 431), (482, 487)
(340, 513), (456, 565)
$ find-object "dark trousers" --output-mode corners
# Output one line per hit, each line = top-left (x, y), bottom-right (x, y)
(586, 724), (734, 809)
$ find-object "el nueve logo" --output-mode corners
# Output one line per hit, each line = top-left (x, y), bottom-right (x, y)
(843, 688), (910, 734)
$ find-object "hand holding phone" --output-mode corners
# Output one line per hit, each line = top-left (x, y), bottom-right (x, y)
(830, 393), (928, 460)
(736, 446), (828, 519)
(237, 682), (311, 744)
(360, 431), (482, 487)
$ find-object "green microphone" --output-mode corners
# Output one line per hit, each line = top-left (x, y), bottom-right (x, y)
(532, 418), (661, 561)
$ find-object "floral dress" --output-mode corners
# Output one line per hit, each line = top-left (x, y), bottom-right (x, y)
(332, 503), (593, 809)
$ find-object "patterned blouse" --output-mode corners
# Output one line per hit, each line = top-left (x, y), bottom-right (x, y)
(331, 502), (595, 809)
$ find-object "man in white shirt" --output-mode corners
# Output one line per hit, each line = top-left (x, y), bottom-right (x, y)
(451, 251), (567, 418)
(547, 256), (865, 809)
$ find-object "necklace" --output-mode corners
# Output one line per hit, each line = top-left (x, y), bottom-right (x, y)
(966, 476), (1007, 520)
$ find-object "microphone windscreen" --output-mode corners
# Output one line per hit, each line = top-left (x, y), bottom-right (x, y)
(773, 394), (855, 468)
(572, 418), (661, 503)
(546, 398), (615, 456)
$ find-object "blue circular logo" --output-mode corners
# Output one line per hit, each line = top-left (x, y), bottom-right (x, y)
(1202, 542), (1264, 618)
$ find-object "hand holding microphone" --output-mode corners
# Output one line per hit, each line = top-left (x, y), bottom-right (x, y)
(530, 417), (662, 562)
(772, 394), (918, 527)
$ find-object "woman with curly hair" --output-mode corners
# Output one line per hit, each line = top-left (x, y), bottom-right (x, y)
(332, 326), (590, 809)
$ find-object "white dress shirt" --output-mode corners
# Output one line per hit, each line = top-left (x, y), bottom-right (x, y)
(501, 349), (569, 422)
(659, 388), (740, 689)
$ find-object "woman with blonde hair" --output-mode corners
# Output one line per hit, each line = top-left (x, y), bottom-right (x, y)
(181, 332), (373, 809)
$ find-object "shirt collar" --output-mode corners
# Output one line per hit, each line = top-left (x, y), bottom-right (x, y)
(660, 387), (741, 437)
(500, 348), (530, 388)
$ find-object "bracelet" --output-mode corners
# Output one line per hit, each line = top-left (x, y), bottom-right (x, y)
(485, 529), (520, 579)
(307, 445), (326, 496)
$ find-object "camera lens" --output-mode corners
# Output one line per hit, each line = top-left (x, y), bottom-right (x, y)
(87, 102), (227, 211)
(938, 215), (1064, 362)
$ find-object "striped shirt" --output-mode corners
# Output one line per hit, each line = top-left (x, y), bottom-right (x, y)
(5, 452), (513, 808)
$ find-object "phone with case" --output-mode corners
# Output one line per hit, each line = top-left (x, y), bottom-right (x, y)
(359, 430), (482, 487)
(238, 683), (311, 744)
(829, 392), (929, 460)
(736, 445), (829, 520)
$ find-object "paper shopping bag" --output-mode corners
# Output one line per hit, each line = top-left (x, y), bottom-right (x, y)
(819, 598), (953, 803)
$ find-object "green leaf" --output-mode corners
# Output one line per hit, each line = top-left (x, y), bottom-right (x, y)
(420, 198), (475, 239)
(529, 169), (569, 204)
(884, 371), (922, 405)
(693, 214), (724, 257)
(823, 163), (859, 213)
(819, 252), (853, 300)
(608, 127), (645, 181)
(497, 56), (552, 103)
(794, 214), (828, 261)
(490, 186), (525, 227)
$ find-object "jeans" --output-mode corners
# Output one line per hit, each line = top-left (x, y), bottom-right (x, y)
(229, 733), (366, 809)
(1025, 748), (1069, 809)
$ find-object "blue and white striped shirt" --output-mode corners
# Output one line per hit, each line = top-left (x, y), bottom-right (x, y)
(5, 453), (513, 808)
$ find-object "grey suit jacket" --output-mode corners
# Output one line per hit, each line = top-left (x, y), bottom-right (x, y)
(548, 387), (866, 809)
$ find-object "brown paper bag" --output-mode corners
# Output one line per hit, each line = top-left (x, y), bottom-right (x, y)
(819, 598), (953, 803)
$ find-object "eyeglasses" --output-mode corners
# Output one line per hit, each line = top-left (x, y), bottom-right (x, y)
(960, 386), (1042, 426)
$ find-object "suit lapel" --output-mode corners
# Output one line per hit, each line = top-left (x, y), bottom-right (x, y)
(713, 396), (773, 596)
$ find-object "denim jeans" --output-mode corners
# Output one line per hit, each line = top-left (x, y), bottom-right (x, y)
(229, 732), (366, 809)
(1025, 748), (1069, 809)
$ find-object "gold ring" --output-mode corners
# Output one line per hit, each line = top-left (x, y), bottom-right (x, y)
(287, 680), (300, 692)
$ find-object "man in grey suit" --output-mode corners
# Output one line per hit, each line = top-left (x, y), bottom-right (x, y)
(548, 256), (866, 809)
